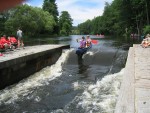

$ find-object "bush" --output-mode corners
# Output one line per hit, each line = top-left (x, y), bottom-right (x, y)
(143, 25), (150, 35)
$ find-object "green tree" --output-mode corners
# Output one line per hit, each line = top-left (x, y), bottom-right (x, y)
(59, 11), (73, 36)
(78, 0), (150, 41)
(0, 11), (10, 36)
(5, 4), (56, 37)
(143, 25), (150, 34)
(78, 20), (92, 34)
(42, 0), (59, 34)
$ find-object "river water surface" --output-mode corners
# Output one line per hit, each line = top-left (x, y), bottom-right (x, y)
(0, 35), (128, 113)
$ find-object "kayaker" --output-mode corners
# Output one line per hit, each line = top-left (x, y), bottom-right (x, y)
(77, 36), (86, 49)
(86, 35), (92, 48)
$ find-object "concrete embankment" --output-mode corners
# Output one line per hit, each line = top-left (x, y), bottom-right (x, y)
(115, 44), (150, 113)
(0, 44), (70, 90)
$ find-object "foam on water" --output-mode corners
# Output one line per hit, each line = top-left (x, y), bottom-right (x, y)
(60, 69), (124, 113)
(81, 69), (123, 112)
(0, 49), (72, 105)
(86, 51), (94, 56)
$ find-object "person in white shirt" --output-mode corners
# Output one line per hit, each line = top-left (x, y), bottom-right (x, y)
(17, 28), (24, 49)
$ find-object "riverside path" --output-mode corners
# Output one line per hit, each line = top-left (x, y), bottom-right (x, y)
(115, 44), (150, 113)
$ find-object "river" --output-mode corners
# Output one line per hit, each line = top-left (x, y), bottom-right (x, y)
(0, 35), (128, 113)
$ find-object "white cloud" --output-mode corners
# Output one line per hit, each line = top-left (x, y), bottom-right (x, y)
(24, 0), (43, 8)
(56, 0), (113, 26)
(25, 0), (113, 26)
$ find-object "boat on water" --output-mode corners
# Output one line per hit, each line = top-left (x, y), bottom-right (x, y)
(76, 44), (92, 58)
(76, 36), (98, 58)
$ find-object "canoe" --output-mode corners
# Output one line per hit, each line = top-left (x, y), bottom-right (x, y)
(76, 44), (92, 57)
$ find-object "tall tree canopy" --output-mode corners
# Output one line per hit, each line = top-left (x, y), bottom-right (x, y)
(0, 11), (9, 36)
(42, 0), (59, 34)
(59, 11), (73, 36)
(42, 0), (59, 22)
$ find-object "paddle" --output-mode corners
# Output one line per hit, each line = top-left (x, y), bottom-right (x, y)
(91, 40), (98, 44)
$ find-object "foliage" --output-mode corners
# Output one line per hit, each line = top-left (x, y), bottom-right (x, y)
(78, 19), (92, 35)
(59, 11), (73, 36)
(4, 4), (56, 37)
(78, 0), (150, 42)
(143, 25), (150, 35)
(0, 1), (74, 37)
(42, 0), (59, 34)
(71, 26), (80, 35)
(0, 11), (10, 36)
(43, 0), (58, 22)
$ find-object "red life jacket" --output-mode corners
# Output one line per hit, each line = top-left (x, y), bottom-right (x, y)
(0, 42), (4, 49)
(86, 39), (92, 47)
(0, 37), (6, 49)
(0, 37), (7, 44)
(0, 37), (11, 46)
(10, 37), (17, 43)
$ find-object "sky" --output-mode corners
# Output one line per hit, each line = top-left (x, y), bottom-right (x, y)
(25, 0), (113, 26)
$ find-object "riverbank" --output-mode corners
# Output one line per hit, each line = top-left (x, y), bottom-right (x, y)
(115, 44), (150, 113)
(0, 44), (70, 90)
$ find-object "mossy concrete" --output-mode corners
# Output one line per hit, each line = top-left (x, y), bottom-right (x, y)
(0, 44), (70, 90)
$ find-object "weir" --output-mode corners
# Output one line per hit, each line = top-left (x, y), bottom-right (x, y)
(0, 44), (70, 90)
(115, 44), (150, 113)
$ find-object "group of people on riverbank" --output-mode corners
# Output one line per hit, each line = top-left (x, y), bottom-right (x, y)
(140, 34), (150, 48)
(0, 28), (24, 51)
(0, 28), (24, 56)
(0, 35), (17, 50)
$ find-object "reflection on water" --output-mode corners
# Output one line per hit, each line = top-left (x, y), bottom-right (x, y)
(24, 36), (71, 46)
(0, 35), (128, 113)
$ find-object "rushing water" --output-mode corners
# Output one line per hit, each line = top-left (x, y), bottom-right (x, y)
(0, 35), (128, 113)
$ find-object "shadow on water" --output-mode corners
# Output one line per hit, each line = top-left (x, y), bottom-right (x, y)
(77, 56), (89, 75)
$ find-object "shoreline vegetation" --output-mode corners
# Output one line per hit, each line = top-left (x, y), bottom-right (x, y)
(0, 0), (149, 45)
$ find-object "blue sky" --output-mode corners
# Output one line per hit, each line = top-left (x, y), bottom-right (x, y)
(25, 0), (113, 26)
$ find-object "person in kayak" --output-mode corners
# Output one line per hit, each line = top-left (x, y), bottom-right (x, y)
(86, 35), (92, 48)
(77, 36), (86, 49)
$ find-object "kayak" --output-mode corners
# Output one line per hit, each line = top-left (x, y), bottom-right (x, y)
(76, 44), (92, 57)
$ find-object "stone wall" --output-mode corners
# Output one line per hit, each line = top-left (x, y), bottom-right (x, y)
(0, 45), (70, 90)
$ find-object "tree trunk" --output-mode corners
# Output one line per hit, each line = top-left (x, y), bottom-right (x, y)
(136, 16), (140, 41)
(145, 0), (149, 25)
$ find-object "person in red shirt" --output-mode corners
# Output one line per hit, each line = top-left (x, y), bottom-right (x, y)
(8, 36), (18, 49)
(0, 35), (11, 50)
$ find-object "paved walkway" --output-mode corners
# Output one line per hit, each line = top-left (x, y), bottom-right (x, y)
(0, 45), (66, 62)
(115, 44), (150, 113)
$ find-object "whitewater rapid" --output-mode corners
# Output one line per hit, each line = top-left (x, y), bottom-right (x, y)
(0, 48), (125, 113)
